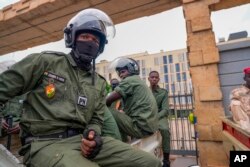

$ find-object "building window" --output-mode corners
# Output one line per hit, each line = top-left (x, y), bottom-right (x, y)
(159, 57), (163, 65)
(164, 65), (168, 74)
(182, 72), (187, 81)
(159, 75), (163, 82)
(165, 84), (169, 91)
(182, 63), (187, 71)
(136, 60), (140, 68)
(175, 63), (180, 72)
(163, 56), (168, 64)
(176, 73), (181, 82)
(146, 68), (152, 75)
(171, 83), (175, 93)
(141, 60), (145, 67)
(170, 74), (175, 82)
(160, 66), (164, 74)
(142, 68), (146, 76)
(178, 53), (184, 62)
(169, 64), (174, 73)
(175, 82), (180, 92)
(154, 57), (159, 66)
(168, 55), (173, 63)
(164, 75), (168, 83)
(183, 53), (187, 61)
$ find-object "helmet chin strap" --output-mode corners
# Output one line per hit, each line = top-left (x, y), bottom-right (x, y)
(92, 52), (100, 86)
(92, 58), (96, 85)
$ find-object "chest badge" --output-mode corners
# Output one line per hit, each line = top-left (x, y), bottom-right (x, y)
(45, 79), (56, 98)
(77, 96), (87, 107)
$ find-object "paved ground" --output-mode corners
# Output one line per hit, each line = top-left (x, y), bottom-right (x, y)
(171, 156), (199, 167)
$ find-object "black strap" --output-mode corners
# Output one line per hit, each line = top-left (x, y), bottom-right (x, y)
(23, 128), (83, 145)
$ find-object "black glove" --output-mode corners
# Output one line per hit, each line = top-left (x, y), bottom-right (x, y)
(83, 129), (103, 159)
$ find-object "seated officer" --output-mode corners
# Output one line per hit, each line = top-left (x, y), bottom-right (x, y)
(148, 71), (171, 167)
(106, 58), (159, 141)
(0, 95), (25, 152)
(0, 8), (161, 167)
(229, 67), (250, 132)
(109, 78), (123, 111)
(101, 80), (122, 140)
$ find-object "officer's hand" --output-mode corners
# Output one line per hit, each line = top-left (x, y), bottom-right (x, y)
(81, 130), (96, 157)
(7, 123), (20, 134)
(1, 118), (9, 130)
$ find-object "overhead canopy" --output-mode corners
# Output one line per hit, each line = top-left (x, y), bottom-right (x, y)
(0, 0), (249, 56)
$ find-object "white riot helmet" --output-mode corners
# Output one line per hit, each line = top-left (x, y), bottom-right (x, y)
(109, 57), (140, 77)
(64, 8), (115, 54)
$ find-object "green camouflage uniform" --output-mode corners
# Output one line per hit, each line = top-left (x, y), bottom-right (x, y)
(101, 83), (122, 140)
(0, 52), (161, 167)
(101, 106), (122, 140)
(152, 86), (170, 153)
(2, 95), (25, 122)
(111, 75), (158, 140)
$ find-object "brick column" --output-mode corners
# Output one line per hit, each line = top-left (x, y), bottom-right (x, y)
(182, 0), (228, 166)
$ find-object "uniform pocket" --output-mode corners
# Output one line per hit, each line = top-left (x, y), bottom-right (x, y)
(48, 153), (64, 167)
(30, 141), (64, 167)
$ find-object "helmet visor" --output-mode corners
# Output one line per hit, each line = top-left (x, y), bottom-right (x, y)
(109, 57), (138, 73)
(68, 8), (115, 39)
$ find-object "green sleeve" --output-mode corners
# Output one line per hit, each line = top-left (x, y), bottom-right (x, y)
(158, 90), (169, 119)
(114, 78), (133, 99)
(0, 53), (46, 114)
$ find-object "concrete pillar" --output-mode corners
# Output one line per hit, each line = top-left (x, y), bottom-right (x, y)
(182, 0), (228, 166)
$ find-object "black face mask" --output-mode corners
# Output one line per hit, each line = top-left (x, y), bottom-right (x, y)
(72, 41), (99, 70)
(75, 41), (99, 62)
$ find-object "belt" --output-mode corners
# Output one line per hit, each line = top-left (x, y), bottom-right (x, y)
(23, 128), (83, 145)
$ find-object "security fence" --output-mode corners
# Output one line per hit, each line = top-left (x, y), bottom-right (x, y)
(168, 91), (198, 156)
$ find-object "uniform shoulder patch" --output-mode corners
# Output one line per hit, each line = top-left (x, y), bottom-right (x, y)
(41, 51), (66, 56)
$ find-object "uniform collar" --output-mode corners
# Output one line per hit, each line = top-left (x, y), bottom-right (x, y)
(151, 85), (160, 93)
(65, 52), (93, 75)
(65, 53), (77, 68)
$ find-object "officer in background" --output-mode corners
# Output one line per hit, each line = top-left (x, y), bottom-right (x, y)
(110, 78), (119, 91)
(0, 8), (161, 167)
(101, 80), (122, 140)
(0, 95), (25, 153)
(106, 58), (159, 141)
(1, 95), (25, 133)
(109, 78), (123, 111)
(0, 61), (24, 152)
(148, 70), (171, 167)
(229, 67), (250, 132)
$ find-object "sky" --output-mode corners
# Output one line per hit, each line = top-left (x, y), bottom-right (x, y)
(0, 0), (249, 63)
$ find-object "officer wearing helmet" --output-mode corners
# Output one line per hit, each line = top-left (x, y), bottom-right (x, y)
(106, 58), (159, 141)
(0, 8), (161, 167)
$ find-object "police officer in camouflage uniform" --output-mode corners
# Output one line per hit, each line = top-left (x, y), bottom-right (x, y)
(101, 81), (122, 140)
(0, 95), (25, 151)
(148, 71), (171, 167)
(0, 89), (25, 136)
(106, 58), (159, 141)
(109, 78), (123, 111)
(0, 8), (161, 167)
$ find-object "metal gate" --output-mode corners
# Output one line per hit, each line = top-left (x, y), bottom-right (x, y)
(168, 91), (198, 156)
